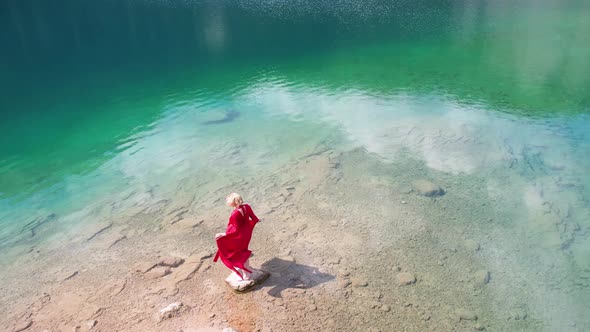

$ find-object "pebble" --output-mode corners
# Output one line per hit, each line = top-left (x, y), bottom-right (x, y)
(370, 301), (381, 309)
(337, 279), (351, 289)
(307, 304), (317, 312)
(145, 267), (172, 279)
(13, 320), (33, 332)
(328, 257), (341, 265)
(87, 320), (97, 329)
(412, 180), (445, 197)
(60, 270), (79, 281)
(135, 262), (157, 273)
(395, 272), (417, 286)
(474, 323), (485, 330)
(297, 224), (308, 232)
(158, 256), (185, 268)
(380, 304), (391, 312)
(464, 239), (481, 252)
(291, 288), (306, 294)
(474, 270), (490, 285)
(351, 277), (368, 287)
(511, 309), (527, 320)
(455, 308), (478, 321)
(339, 268), (350, 277)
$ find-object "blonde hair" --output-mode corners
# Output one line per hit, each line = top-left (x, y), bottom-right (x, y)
(226, 192), (244, 207)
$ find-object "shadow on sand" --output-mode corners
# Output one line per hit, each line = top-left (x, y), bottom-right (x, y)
(258, 257), (335, 298)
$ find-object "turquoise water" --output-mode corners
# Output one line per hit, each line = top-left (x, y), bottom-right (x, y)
(1, 0), (590, 330)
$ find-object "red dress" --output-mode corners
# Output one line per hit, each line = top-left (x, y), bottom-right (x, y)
(214, 204), (260, 278)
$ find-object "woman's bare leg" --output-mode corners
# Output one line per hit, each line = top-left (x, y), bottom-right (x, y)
(241, 259), (252, 280)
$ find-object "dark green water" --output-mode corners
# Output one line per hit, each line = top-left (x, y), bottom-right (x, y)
(1, 0), (590, 330)
(1, 0), (589, 198)
(2, 0), (589, 199)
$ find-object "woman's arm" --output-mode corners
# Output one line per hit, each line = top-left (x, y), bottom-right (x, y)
(219, 211), (241, 238)
(246, 204), (259, 223)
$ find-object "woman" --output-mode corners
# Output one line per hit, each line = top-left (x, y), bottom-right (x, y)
(214, 193), (261, 284)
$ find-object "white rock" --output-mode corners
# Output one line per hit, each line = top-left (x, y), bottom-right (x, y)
(225, 269), (270, 293)
(156, 302), (185, 322)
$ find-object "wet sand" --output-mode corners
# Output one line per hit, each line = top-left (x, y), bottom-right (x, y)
(3, 144), (585, 332)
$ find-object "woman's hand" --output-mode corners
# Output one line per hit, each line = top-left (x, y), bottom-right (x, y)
(215, 232), (226, 240)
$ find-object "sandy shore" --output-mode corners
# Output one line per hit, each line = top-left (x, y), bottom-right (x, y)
(1, 146), (586, 332)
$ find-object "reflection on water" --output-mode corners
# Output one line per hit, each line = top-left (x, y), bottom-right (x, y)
(0, 0), (589, 331)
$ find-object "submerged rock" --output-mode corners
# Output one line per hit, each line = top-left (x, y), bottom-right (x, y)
(511, 309), (527, 320)
(201, 109), (240, 125)
(412, 180), (445, 197)
(474, 270), (490, 285)
(464, 239), (480, 252)
(455, 308), (478, 321)
(395, 272), (417, 286)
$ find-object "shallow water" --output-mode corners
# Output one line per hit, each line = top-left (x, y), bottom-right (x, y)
(1, 0), (590, 330)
